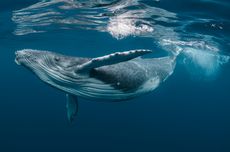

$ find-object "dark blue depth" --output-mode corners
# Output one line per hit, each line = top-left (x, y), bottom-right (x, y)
(0, 0), (230, 152)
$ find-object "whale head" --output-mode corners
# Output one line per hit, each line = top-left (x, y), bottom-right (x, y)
(15, 49), (90, 87)
(15, 49), (89, 70)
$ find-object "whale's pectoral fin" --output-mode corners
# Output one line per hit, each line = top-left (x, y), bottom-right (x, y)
(66, 94), (78, 123)
(75, 49), (152, 73)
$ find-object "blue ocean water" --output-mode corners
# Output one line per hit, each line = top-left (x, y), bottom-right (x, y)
(0, 0), (230, 151)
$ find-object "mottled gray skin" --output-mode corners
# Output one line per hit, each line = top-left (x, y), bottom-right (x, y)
(15, 49), (175, 101)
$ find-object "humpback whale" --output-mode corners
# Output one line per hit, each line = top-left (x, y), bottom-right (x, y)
(15, 49), (175, 122)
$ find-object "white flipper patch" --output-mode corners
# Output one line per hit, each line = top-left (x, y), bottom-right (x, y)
(76, 49), (152, 73)
(66, 94), (78, 123)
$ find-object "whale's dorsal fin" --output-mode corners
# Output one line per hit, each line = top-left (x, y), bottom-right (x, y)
(76, 49), (152, 73)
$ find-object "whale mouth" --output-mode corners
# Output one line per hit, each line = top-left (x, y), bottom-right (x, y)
(14, 51), (21, 65)
(15, 58), (21, 65)
(15, 51), (23, 65)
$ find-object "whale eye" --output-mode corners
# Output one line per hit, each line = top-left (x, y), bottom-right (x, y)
(54, 56), (60, 62)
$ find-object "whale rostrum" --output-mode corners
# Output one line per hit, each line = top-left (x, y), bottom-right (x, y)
(15, 49), (175, 122)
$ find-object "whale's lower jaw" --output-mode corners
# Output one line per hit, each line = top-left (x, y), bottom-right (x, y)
(47, 79), (144, 101)
(35, 66), (160, 101)
(54, 77), (160, 101)
(72, 77), (160, 101)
